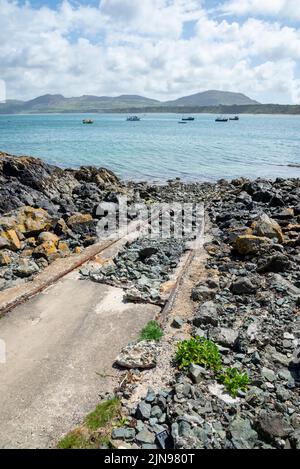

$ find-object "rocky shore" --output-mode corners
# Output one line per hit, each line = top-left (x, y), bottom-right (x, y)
(0, 152), (299, 449)
(0, 151), (123, 290)
(111, 177), (300, 450)
(0, 151), (212, 292)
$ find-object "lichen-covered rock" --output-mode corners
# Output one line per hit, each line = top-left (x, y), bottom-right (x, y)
(19, 207), (52, 235)
(33, 240), (57, 260)
(234, 235), (270, 255)
(54, 218), (69, 236)
(1, 229), (21, 250)
(38, 231), (59, 244)
(0, 251), (11, 266)
(67, 213), (93, 226)
(0, 235), (9, 249)
(0, 206), (52, 238)
(251, 213), (284, 243)
(57, 241), (70, 257)
(115, 341), (158, 369)
(74, 166), (120, 188)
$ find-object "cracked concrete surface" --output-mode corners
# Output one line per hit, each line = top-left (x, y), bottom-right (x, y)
(0, 276), (159, 448)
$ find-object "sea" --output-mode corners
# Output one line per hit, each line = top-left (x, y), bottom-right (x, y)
(0, 113), (299, 182)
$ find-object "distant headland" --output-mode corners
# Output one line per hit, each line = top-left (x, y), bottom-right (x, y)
(0, 90), (299, 114)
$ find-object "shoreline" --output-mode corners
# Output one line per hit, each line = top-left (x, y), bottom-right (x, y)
(1, 111), (300, 117)
(1, 150), (300, 292)
(0, 149), (299, 186)
(0, 151), (299, 449)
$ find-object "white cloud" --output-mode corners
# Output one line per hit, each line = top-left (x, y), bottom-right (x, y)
(0, 0), (299, 103)
(221, 0), (300, 20)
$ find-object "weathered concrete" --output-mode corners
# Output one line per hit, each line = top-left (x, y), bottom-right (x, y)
(0, 276), (159, 448)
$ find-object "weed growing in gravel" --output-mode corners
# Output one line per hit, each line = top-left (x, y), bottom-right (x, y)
(57, 429), (92, 449)
(175, 337), (222, 371)
(175, 337), (251, 398)
(139, 320), (163, 342)
(57, 398), (122, 449)
(85, 397), (121, 430)
(218, 368), (251, 397)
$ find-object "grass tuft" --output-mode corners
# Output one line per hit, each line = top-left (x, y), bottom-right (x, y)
(139, 320), (163, 342)
(57, 397), (122, 449)
(57, 428), (91, 449)
(85, 397), (121, 431)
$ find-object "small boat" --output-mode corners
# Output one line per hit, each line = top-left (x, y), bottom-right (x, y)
(178, 121), (187, 124)
(82, 119), (94, 124)
(127, 116), (141, 121)
(229, 116), (239, 121)
(215, 116), (228, 122)
(182, 117), (195, 121)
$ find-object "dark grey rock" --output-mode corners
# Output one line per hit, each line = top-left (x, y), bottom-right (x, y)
(136, 401), (151, 420)
(193, 301), (219, 327)
(189, 364), (207, 384)
(111, 427), (136, 441)
(151, 405), (163, 419)
(230, 417), (258, 449)
(256, 411), (293, 443)
(136, 428), (156, 444)
(145, 387), (156, 403)
(178, 420), (192, 438)
(261, 367), (276, 382)
(210, 327), (239, 348)
(231, 277), (257, 295)
(191, 285), (216, 302)
(258, 254), (292, 273)
(171, 317), (184, 329)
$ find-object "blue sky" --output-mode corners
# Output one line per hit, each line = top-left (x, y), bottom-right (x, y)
(0, 0), (299, 103)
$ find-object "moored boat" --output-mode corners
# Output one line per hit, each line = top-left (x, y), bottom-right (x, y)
(82, 119), (94, 124)
(229, 116), (239, 121)
(215, 116), (228, 122)
(182, 117), (195, 121)
(127, 116), (141, 121)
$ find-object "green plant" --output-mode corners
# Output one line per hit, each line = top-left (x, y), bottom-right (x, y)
(218, 368), (251, 397)
(114, 416), (128, 428)
(85, 398), (121, 431)
(139, 320), (163, 342)
(175, 337), (222, 371)
(57, 429), (92, 449)
(57, 397), (122, 449)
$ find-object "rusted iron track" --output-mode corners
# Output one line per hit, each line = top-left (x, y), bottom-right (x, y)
(0, 219), (144, 317)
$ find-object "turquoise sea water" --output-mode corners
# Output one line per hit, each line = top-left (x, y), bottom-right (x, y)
(0, 113), (299, 182)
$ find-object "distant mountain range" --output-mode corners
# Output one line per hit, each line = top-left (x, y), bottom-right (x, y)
(164, 90), (259, 107)
(1, 90), (299, 114)
(0, 90), (260, 114)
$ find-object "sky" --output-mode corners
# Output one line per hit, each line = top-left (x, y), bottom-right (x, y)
(0, 0), (300, 104)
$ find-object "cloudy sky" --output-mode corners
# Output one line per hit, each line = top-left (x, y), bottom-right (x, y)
(0, 0), (300, 103)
